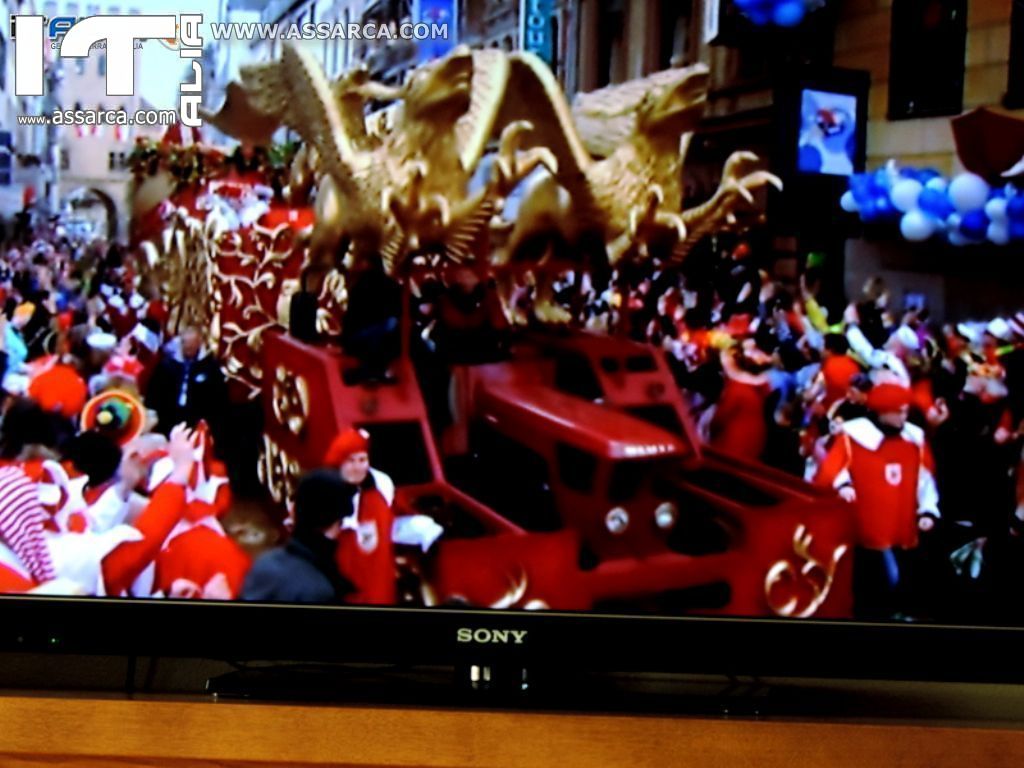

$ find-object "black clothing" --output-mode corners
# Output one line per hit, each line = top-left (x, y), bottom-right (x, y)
(144, 342), (228, 446)
(241, 535), (352, 605)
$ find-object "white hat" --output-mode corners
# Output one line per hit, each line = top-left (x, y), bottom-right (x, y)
(86, 332), (117, 352)
(986, 318), (1013, 341)
(956, 322), (982, 345)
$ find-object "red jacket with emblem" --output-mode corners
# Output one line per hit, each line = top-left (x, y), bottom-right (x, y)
(815, 418), (940, 550)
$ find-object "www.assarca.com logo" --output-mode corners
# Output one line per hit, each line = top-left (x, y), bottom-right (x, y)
(11, 14), (205, 127)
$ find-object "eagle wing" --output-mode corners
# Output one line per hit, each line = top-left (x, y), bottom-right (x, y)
(456, 50), (592, 189)
(198, 81), (283, 146)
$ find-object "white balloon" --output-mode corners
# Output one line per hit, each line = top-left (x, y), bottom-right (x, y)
(891, 179), (923, 212)
(988, 221), (1010, 245)
(925, 177), (948, 192)
(840, 190), (859, 212)
(900, 210), (937, 241)
(949, 173), (991, 213)
(985, 197), (1008, 222)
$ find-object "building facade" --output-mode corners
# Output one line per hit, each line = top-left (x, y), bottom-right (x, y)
(48, 1), (166, 239)
(0, 0), (51, 222)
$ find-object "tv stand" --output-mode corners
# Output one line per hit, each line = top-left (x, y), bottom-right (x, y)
(3, 682), (1024, 768)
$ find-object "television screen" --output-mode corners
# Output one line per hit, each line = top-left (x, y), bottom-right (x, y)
(1, 2), (1023, 686)
(797, 88), (860, 176)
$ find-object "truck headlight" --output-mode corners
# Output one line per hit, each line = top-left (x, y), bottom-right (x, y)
(605, 507), (630, 535)
(654, 501), (678, 529)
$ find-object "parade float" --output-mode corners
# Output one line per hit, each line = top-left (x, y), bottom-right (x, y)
(132, 43), (855, 618)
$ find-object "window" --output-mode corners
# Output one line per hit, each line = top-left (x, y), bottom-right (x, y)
(658, 0), (691, 70)
(75, 58), (86, 75)
(554, 352), (603, 400)
(355, 421), (433, 486)
(0, 35), (6, 92)
(108, 151), (116, 170)
(65, 2), (79, 16)
(87, 4), (100, 15)
(888, 0), (967, 120)
(1008, 0), (1024, 108)
(98, 53), (106, 76)
(458, 424), (560, 532)
(596, 0), (625, 87)
(556, 443), (598, 494)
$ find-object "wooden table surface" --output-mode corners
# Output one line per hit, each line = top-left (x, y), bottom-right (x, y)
(2, 692), (1024, 767)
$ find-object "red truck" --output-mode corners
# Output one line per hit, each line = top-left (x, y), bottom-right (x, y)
(260, 324), (854, 618)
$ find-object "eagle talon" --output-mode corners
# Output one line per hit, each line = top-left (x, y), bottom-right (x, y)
(655, 211), (687, 242)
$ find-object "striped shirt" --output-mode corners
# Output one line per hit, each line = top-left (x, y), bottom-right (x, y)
(0, 465), (56, 584)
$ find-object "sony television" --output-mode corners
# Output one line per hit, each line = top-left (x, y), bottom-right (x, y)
(2, 2), (1024, 697)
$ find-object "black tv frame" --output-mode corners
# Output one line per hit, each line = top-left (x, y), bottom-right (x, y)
(3, 595), (1024, 685)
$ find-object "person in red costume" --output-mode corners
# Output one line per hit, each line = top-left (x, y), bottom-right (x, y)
(0, 422), (199, 596)
(710, 343), (772, 461)
(100, 424), (200, 595)
(325, 428), (396, 606)
(816, 381), (940, 619)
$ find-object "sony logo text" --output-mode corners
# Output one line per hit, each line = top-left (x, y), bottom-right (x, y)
(456, 628), (528, 645)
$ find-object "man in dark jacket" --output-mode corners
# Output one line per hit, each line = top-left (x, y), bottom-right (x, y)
(241, 470), (354, 604)
(144, 326), (228, 446)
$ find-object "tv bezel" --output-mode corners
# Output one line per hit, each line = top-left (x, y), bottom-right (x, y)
(3, 594), (1024, 685)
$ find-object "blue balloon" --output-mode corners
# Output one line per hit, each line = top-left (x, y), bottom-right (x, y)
(918, 188), (954, 219)
(735, 0), (758, 8)
(989, 186), (1006, 199)
(918, 168), (942, 183)
(849, 174), (875, 207)
(773, 0), (805, 27)
(859, 199), (879, 223)
(873, 196), (899, 221)
(746, 7), (771, 24)
(1007, 194), (1024, 222)
(959, 210), (990, 241)
(1010, 220), (1024, 241)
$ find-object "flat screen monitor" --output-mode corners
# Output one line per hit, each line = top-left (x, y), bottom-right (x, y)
(1, 4), (1023, 690)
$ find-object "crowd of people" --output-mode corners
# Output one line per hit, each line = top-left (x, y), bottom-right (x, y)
(519, 240), (1024, 623)
(0, 221), (440, 605)
(2, 210), (1023, 623)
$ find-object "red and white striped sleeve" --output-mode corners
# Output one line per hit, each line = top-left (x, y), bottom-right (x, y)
(0, 466), (56, 584)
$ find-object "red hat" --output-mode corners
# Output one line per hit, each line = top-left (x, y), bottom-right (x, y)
(866, 383), (913, 414)
(325, 428), (370, 466)
(80, 390), (146, 446)
(103, 353), (145, 381)
(28, 364), (88, 420)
